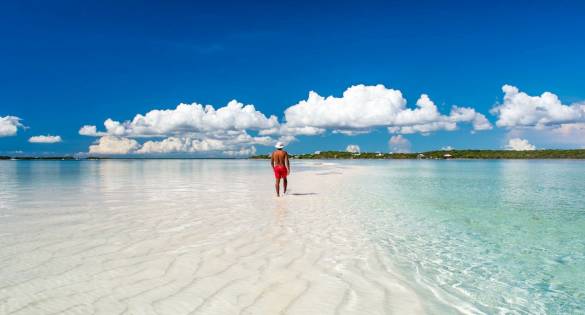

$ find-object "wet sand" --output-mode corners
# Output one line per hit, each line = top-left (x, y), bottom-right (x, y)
(0, 161), (439, 314)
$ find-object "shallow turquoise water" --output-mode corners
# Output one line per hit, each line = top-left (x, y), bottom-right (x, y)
(343, 160), (585, 314)
(1, 160), (584, 314)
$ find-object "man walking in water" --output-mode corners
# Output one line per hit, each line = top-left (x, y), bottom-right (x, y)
(271, 142), (290, 197)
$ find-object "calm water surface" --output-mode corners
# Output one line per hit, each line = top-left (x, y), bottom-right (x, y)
(1, 160), (584, 314)
(344, 160), (585, 314)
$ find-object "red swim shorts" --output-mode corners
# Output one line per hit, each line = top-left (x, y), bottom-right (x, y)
(273, 165), (288, 179)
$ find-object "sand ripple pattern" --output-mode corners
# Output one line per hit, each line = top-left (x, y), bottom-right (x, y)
(0, 160), (438, 315)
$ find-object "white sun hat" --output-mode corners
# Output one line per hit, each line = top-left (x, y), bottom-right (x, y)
(275, 141), (285, 149)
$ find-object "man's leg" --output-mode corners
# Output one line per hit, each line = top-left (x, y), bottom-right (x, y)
(283, 178), (287, 195)
(275, 177), (281, 197)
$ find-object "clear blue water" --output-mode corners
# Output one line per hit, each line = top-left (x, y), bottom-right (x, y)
(1, 160), (584, 314)
(342, 160), (585, 314)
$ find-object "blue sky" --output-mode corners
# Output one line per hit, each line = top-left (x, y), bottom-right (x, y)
(1, 0), (585, 156)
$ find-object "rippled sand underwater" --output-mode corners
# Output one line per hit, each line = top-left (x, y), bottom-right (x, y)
(1, 160), (584, 314)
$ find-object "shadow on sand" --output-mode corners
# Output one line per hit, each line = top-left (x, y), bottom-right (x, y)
(289, 193), (318, 196)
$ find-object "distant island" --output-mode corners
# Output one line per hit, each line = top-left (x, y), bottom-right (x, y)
(0, 156), (102, 160)
(2, 149), (585, 160)
(251, 150), (585, 160)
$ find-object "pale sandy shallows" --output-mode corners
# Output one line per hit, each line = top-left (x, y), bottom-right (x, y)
(0, 161), (442, 315)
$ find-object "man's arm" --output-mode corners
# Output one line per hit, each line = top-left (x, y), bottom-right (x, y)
(270, 152), (274, 169)
(285, 152), (290, 174)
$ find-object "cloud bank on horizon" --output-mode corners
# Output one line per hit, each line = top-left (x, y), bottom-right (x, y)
(505, 138), (536, 151)
(78, 84), (498, 155)
(389, 135), (412, 153)
(492, 85), (585, 150)
(3, 84), (585, 155)
(345, 144), (361, 154)
(80, 100), (279, 156)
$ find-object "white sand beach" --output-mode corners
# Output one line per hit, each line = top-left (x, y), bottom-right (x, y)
(3, 160), (585, 314)
(0, 160), (453, 315)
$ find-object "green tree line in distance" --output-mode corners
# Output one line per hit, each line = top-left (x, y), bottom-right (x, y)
(251, 150), (585, 160)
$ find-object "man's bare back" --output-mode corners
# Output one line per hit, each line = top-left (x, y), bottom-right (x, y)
(271, 142), (290, 197)
(272, 150), (288, 166)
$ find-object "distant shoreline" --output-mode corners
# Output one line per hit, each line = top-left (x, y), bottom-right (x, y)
(3, 149), (585, 160)
(251, 149), (585, 160)
(0, 156), (246, 161)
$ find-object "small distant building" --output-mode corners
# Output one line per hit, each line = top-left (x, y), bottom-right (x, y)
(377, 152), (383, 157)
(443, 153), (453, 159)
(314, 151), (321, 155)
(417, 153), (426, 160)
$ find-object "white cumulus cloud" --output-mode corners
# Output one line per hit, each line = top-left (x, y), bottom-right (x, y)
(80, 100), (281, 156)
(284, 85), (406, 129)
(502, 123), (585, 149)
(136, 131), (269, 154)
(79, 125), (105, 136)
(0, 116), (24, 137)
(553, 123), (585, 136)
(276, 135), (297, 146)
(491, 85), (585, 128)
(281, 85), (491, 136)
(259, 125), (325, 137)
(88, 130), (268, 156)
(345, 144), (361, 153)
(388, 97), (492, 134)
(389, 135), (411, 153)
(332, 129), (371, 136)
(81, 100), (279, 138)
(89, 136), (141, 155)
(28, 135), (62, 143)
(505, 138), (536, 151)
(80, 84), (496, 156)
(550, 123), (585, 146)
(222, 146), (257, 157)
(137, 137), (225, 154)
